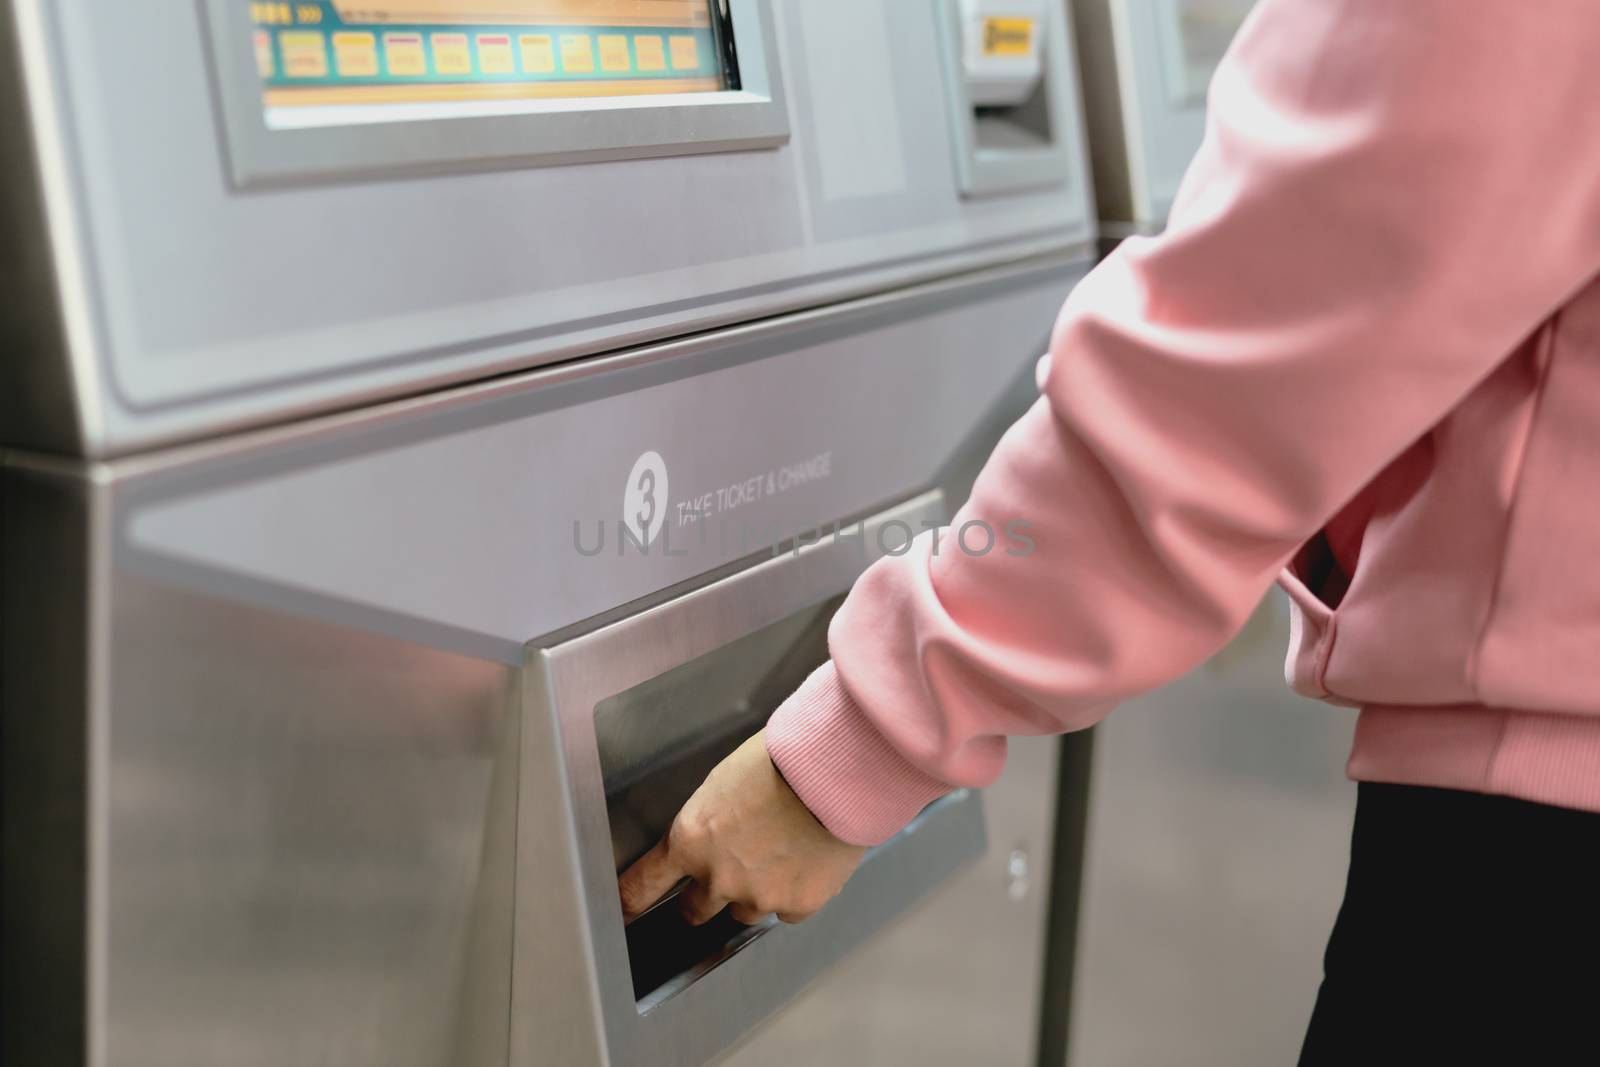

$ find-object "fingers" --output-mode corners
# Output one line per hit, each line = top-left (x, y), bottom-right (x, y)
(677, 881), (729, 926)
(727, 902), (773, 927)
(618, 839), (686, 923)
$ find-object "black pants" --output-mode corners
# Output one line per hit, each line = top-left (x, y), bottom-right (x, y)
(1299, 783), (1600, 1065)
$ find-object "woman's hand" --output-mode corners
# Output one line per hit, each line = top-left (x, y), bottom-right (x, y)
(618, 730), (866, 926)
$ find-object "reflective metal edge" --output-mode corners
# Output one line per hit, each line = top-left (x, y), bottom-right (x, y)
(1, 463), (90, 1067)
(0, 457), (115, 1067)
(0, 248), (1092, 474)
(513, 491), (991, 1067)
(1, 0), (106, 454)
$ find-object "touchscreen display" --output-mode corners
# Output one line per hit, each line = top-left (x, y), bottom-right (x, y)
(249, 1), (736, 116)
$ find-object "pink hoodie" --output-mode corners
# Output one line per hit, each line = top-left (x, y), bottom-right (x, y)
(765, 0), (1600, 846)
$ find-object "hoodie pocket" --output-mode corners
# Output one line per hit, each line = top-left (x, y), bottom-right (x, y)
(1277, 535), (1344, 700)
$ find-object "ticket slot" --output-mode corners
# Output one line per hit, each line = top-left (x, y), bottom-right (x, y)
(939, 0), (1080, 196)
(521, 493), (990, 1065)
(624, 888), (768, 1005)
(597, 594), (842, 1004)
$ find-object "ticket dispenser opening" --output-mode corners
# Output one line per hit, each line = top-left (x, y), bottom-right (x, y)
(597, 592), (843, 1004)
(516, 494), (988, 1065)
(939, 0), (1083, 196)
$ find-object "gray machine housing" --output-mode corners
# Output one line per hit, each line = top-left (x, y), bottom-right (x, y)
(1070, 0), (1255, 235)
(3, 1), (1099, 1064)
(1, 0), (1092, 456)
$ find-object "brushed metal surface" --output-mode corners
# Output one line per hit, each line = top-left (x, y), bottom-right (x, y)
(5, 252), (1087, 1065)
(101, 574), (518, 1067)
(112, 257), (1080, 667)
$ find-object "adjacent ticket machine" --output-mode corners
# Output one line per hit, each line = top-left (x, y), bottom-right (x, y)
(2, 3), (1097, 1065)
(1071, 0), (1256, 234)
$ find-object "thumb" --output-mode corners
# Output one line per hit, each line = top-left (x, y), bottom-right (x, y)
(618, 838), (687, 923)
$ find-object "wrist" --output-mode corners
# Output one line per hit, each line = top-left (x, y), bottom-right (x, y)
(765, 662), (951, 847)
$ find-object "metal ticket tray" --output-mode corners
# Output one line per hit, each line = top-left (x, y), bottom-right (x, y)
(518, 494), (988, 1066)
(0, 0), (1094, 456)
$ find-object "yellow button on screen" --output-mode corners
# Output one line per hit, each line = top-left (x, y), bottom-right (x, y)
(519, 34), (554, 73)
(598, 34), (631, 73)
(633, 35), (666, 72)
(384, 33), (426, 76)
(560, 34), (595, 73)
(332, 31), (378, 77)
(477, 34), (514, 74)
(668, 35), (699, 72)
(431, 32), (472, 76)
(279, 31), (327, 78)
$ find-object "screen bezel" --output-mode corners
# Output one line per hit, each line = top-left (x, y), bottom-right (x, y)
(202, 0), (789, 187)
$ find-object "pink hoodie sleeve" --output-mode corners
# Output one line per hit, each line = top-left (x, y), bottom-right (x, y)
(766, 0), (1600, 846)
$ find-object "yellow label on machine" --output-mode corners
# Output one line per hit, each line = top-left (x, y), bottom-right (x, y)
(982, 17), (1035, 57)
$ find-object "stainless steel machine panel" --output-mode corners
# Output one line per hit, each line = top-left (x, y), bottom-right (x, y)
(1, 0), (1094, 455)
(3, 258), (1089, 1066)
(113, 260), (1081, 658)
(1071, 0), (1256, 233)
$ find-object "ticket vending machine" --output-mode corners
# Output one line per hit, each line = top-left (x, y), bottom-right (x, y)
(2, 3), (1096, 1065)
(1071, 0), (1256, 235)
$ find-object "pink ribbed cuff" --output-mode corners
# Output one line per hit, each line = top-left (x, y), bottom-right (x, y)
(1349, 704), (1600, 814)
(765, 662), (952, 847)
